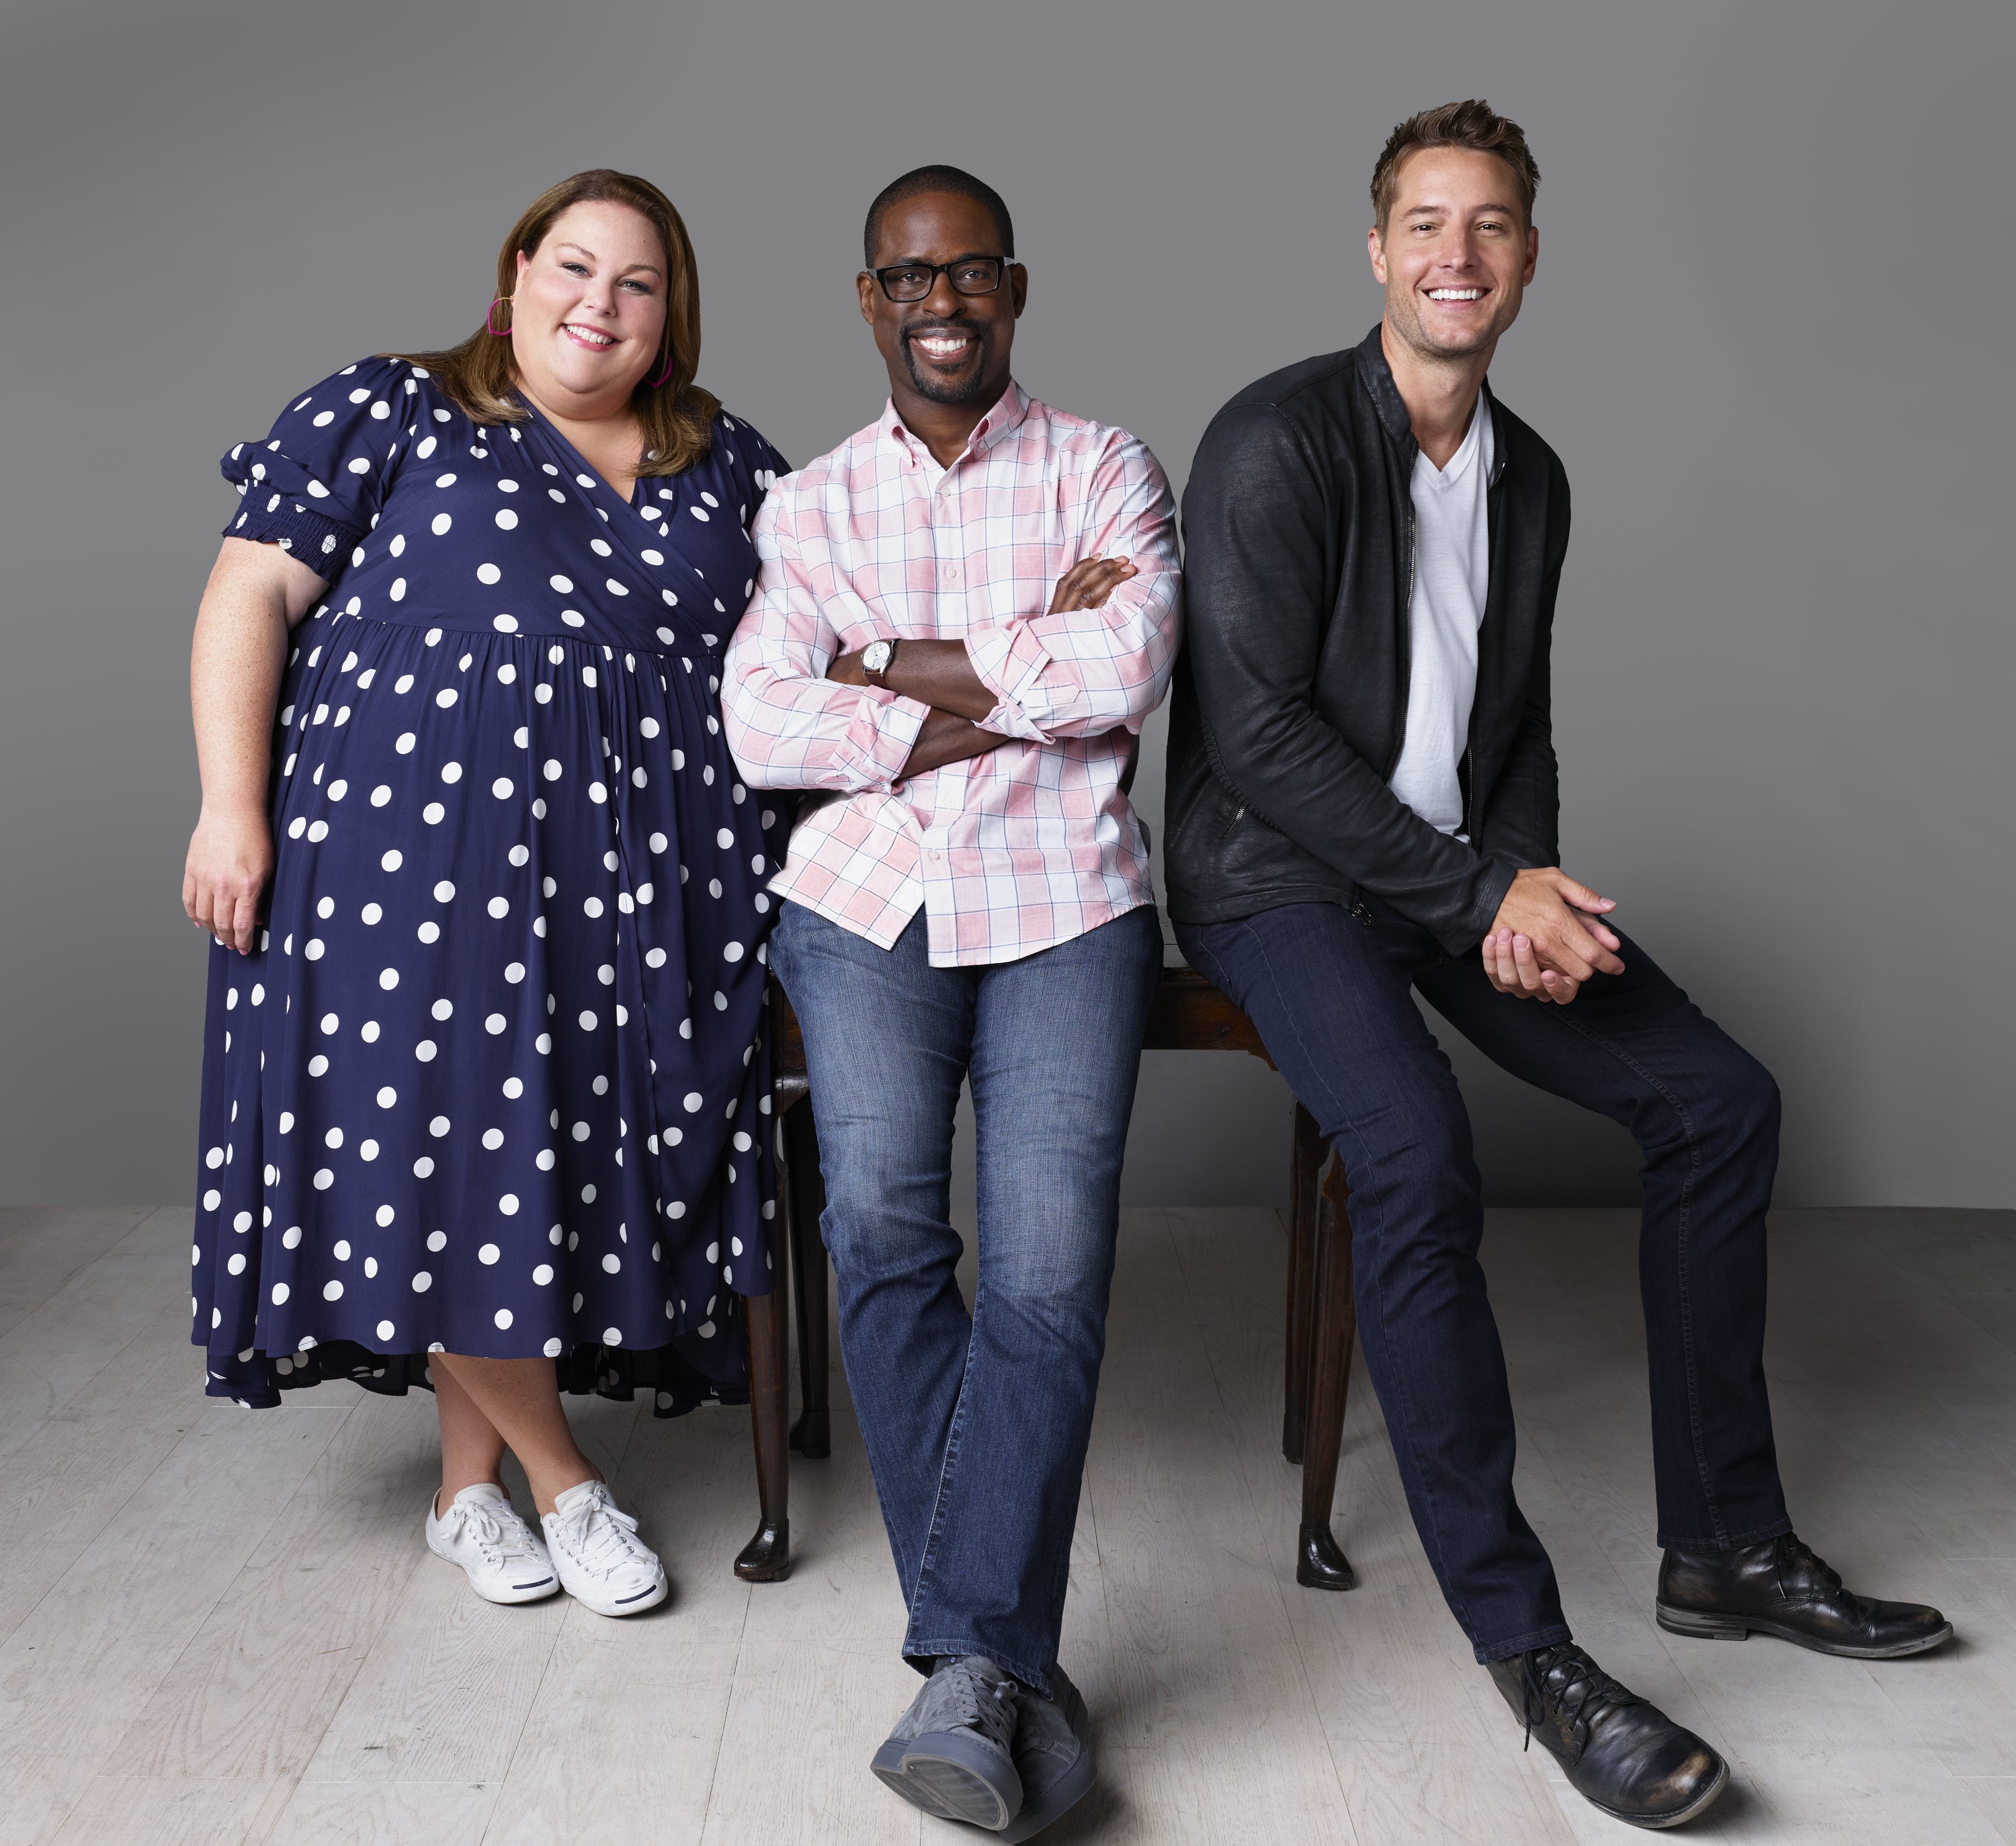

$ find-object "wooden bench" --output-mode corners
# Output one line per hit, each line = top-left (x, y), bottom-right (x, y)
(734, 962), (1360, 1593)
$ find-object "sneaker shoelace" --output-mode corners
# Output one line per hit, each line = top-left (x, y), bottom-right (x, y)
(927, 1659), (1019, 1755)
(1519, 1644), (1644, 1763)
(452, 1497), (544, 1568)
(550, 1488), (651, 1581)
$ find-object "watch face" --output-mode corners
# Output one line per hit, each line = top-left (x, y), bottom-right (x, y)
(864, 641), (892, 673)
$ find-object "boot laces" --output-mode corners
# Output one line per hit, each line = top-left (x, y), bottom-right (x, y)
(1775, 1534), (1847, 1606)
(927, 1659), (1019, 1755)
(1519, 1644), (1643, 1761)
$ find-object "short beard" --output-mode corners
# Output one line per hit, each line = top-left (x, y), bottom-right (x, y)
(900, 324), (993, 405)
(1391, 296), (1508, 366)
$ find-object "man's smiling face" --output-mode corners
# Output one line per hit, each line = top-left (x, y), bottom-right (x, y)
(1370, 146), (1537, 364)
(858, 192), (1024, 411)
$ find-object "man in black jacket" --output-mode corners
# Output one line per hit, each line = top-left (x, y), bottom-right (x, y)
(1166, 99), (1949, 1830)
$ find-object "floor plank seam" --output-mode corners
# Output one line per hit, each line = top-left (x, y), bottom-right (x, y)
(128, 1400), (360, 1722)
(1163, 1208), (1362, 1836)
(0, 1276), (197, 1479)
(9, 1207), (2010, 1845)
(133, 1400), (368, 1744)
(0, 1363), (352, 1673)
(687, 1560), (757, 1841)
(474, 1394), (657, 1840)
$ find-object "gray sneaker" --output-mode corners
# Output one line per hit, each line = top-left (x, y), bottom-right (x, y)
(1001, 1664), (1097, 1841)
(870, 1654), (1023, 1829)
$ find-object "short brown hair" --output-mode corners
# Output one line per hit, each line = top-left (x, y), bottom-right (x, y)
(386, 169), (720, 479)
(1370, 99), (1539, 229)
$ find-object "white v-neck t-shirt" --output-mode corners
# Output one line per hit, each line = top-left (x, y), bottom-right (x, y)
(1388, 393), (1495, 837)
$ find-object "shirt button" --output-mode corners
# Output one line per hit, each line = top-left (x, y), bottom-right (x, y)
(943, 564), (959, 582)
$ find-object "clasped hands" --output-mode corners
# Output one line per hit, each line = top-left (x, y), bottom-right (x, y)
(823, 564), (1626, 1009)
(1482, 866), (1624, 1005)
(825, 556), (1136, 778)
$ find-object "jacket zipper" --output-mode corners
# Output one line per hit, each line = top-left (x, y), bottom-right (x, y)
(1386, 497), (1415, 784)
(1347, 495), (1417, 928)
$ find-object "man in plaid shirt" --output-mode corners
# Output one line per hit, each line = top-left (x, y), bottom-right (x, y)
(722, 165), (1179, 1839)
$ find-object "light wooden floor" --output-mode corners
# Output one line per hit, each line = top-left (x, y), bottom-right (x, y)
(0, 1206), (2010, 1844)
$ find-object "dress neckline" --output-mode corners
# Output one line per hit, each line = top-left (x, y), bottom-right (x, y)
(515, 394), (644, 507)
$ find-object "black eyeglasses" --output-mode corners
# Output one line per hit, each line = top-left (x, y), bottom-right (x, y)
(870, 255), (1014, 302)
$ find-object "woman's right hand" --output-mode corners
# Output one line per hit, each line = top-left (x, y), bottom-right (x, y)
(185, 538), (327, 956)
(183, 806), (274, 954)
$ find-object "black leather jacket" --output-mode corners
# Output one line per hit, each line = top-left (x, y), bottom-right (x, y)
(1163, 326), (1570, 954)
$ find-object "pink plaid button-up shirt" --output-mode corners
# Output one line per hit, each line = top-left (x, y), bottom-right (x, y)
(722, 384), (1181, 966)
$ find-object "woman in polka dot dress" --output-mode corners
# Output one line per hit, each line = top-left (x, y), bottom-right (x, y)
(183, 170), (789, 1618)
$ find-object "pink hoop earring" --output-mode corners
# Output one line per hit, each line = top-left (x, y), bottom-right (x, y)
(486, 296), (513, 337)
(646, 347), (675, 390)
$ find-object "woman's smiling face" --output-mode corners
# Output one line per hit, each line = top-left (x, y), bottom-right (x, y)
(511, 199), (669, 419)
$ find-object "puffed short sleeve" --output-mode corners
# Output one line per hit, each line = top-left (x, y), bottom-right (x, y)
(220, 356), (416, 577)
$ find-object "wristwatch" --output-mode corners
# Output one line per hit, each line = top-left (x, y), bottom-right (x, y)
(861, 638), (897, 687)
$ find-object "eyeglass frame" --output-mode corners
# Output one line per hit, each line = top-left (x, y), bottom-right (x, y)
(866, 253), (1021, 302)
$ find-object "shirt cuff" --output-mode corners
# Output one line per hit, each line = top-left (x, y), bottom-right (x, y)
(847, 687), (931, 787)
(965, 623), (1054, 743)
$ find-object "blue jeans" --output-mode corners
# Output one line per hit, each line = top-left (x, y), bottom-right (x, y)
(1177, 898), (1790, 1663)
(769, 900), (1163, 1695)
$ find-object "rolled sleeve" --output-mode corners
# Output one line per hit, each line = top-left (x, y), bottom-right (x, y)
(812, 683), (931, 788)
(966, 622), (1055, 741)
(968, 432), (1182, 742)
(722, 499), (931, 794)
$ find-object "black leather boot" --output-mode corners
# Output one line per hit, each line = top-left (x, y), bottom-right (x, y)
(1657, 1533), (1953, 1658)
(1486, 1643), (1727, 1831)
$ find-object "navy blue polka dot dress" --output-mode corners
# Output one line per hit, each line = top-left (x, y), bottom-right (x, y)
(192, 355), (790, 1416)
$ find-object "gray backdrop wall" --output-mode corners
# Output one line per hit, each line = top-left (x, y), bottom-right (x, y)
(1, 0), (2009, 1209)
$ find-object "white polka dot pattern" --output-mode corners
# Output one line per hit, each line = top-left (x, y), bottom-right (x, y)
(198, 358), (792, 1415)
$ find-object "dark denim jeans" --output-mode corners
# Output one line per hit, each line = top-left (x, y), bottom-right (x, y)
(769, 900), (1163, 1695)
(1177, 898), (1790, 1662)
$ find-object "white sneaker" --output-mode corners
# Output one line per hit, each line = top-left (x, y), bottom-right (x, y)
(541, 1478), (668, 1617)
(425, 1483), (559, 1604)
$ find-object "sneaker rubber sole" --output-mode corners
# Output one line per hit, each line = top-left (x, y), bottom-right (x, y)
(425, 1542), (559, 1605)
(560, 1571), (668, 1619)
(871, 1732), (1019, 1829)
(1655, 1601), (1955, 1659)
(999, 1743), (1096, 1842)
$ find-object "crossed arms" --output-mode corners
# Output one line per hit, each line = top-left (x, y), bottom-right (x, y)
(823, 558), (1146, 777)
(722, 442), (1181, 794)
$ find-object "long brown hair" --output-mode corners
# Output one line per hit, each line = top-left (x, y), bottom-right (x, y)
(388, 169), (720, 478)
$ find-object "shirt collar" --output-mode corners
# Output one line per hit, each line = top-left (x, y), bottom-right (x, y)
(882, 379), (1032, 468)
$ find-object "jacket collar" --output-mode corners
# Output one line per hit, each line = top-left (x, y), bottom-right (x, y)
(1354, 324), (1508, 486)
(1354, 324), (1416, 458)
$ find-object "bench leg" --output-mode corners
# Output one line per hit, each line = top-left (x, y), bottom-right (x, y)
(735, 1252), (792, 1583)
(784, 1097), (832, 1460)
(1297, 1152), (1357, 1591)
(1284, 1101), (1325, 1463)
